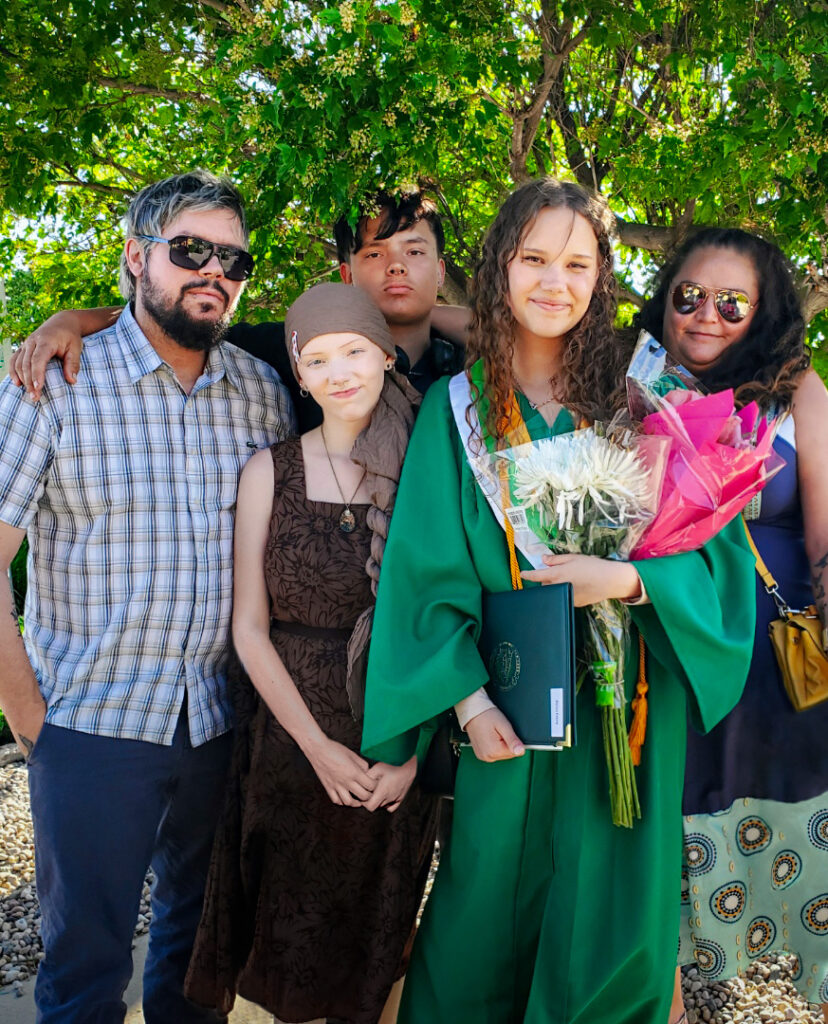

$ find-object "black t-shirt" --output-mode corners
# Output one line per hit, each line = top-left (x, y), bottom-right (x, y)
(227, 320), (465, 432)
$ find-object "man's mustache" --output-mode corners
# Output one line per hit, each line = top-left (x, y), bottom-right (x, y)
(180, 279), (230, 307)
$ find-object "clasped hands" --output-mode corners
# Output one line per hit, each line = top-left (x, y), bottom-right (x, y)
(308, 737), (416, 813)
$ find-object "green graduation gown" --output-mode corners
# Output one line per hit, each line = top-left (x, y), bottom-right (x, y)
(363, 374), (756, 1024)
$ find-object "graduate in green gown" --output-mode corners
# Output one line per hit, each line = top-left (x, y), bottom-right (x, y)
(362, 179), (756, 1024)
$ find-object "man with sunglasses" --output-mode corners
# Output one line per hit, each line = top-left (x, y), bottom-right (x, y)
(10, 190), (466, 428)
(0, 170), (294, 1023)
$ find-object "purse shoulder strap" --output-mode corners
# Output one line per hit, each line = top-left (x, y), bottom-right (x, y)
(740, 515), (776, 590)
(741, 515), (790, 614)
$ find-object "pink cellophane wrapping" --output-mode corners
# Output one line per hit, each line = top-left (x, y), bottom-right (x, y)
(629, 386), (784, 560)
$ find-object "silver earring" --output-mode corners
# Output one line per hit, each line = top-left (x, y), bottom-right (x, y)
(299, 384), (309, 398)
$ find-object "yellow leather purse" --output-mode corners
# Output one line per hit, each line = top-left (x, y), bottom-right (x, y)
(742, 518), (828, 711)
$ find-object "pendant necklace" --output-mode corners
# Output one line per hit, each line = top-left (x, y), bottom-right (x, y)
(320, 427), (366, 533)
(526, 394), (558, 411)
(513, 375), (559, 411)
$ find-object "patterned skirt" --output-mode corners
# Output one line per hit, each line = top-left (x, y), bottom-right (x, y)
(679, 791), (828, 1003)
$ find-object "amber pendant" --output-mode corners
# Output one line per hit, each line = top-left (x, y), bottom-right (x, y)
(339, 507), (356, 533)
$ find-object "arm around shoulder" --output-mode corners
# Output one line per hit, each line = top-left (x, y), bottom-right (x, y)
(10, 307), (121, 399)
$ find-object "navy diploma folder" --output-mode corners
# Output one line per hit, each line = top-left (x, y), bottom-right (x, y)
(478, 582), (576, 750)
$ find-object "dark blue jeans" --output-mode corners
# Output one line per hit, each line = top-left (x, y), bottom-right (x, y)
(27, 715), (232, 1024)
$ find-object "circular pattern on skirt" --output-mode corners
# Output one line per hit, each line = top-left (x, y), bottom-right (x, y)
(693, 938), (726, 979)
(801, 894), (828, 936)
(806, 809), (828, 851)
(685, 833), (717, 875)
(736, 816), (773, 856)
(746, 916), (777, 958)
(788, 954), (803, 982)
(819, 973), (828, 1004)
(710, 881), (748, 922)
(771, 850), (802, 890)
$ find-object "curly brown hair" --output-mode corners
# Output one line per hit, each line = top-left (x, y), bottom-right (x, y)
(635, 227), (809, 411)
(466, 178), (625, 440)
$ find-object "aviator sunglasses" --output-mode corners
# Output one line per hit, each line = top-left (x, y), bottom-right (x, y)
(139, 234), (255, 281)
(671, 280), (757, 324)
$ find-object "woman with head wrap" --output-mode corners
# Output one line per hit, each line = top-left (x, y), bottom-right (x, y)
(185, 282), (438, 1024)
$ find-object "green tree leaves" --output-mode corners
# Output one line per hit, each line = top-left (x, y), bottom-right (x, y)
(0, 0), (826, 352)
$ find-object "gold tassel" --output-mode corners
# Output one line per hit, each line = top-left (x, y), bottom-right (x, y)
(500, 389), (530, 593)
(505, 511), (523, 591)
(628, 634), (648, 766)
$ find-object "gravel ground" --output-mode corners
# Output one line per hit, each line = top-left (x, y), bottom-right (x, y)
(1, 755), (824, 1020)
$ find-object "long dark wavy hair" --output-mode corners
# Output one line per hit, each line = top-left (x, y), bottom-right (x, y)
(467, 178), (624, 440)
(635, 227), (809, 411)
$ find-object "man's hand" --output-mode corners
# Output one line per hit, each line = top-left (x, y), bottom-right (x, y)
(362, 756), (417, 812)
(465, 708), (525, 762)
(1, 522), (47, 762)
(10, 700), (47, 760)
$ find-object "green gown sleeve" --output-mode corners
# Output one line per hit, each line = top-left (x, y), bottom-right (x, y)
(362, 379), (489, 764)
(631, 514), (756, 733)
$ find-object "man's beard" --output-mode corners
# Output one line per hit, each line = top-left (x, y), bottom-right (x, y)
(140, 267), (234, 352)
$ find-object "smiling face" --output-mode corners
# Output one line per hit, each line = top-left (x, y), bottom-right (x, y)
(297, 331), (392, 428)
(339, 215), (445, 327)
(506, 207), (601, 349)
(127, 207), (247, 351)
(661, 245), (759, 374)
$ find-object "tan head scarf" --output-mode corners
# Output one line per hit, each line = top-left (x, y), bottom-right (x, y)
(284, 282), (395, 379)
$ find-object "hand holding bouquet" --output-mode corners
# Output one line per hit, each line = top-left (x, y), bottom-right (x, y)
(484, 426), (668, 827)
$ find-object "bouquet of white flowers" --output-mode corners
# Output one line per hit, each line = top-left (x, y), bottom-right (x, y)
(472, 426), (668, 827)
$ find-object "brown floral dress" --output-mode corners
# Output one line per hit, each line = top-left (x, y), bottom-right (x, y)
(185, 438), (438, 1024)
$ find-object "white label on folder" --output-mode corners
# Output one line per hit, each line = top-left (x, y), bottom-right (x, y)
(505, 506), (528, 529)
(550, 688), (564, 738)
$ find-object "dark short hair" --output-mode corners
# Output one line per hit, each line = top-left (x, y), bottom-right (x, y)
(334, 191), (445, 264)
(635, 227), (808, 409)
(120, 170), (248, 300)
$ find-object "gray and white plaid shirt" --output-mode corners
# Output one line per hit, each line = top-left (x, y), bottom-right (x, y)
(0, 305), (295, 745)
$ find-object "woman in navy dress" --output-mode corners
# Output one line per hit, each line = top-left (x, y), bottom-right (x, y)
(637, 228), (828, 1023)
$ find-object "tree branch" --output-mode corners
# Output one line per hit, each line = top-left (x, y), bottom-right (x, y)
(617, 284), (645, 308)
(54, 178), (134, 199)
(803, 287), (828, 323)
(615, 219), (675, 251)
(96, 78), (219, 108)
(441, 256), (469, 304)
(510, 13), (592, 182)
(803, 263), (828, 323)
(197, 0), (232, 14)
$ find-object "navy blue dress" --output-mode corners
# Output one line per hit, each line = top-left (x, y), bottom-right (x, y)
(679, 420), (828, 1001)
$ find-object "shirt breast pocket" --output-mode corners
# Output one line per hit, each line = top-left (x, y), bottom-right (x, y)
(48, 416), (137, 519)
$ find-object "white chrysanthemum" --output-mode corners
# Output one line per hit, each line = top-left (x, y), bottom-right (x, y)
(510, 432), (652, 533)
